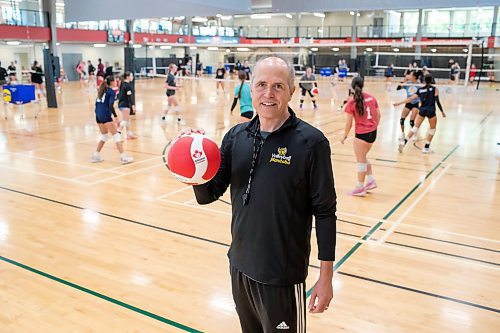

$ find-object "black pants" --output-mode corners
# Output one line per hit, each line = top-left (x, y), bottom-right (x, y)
(231, 266), (306, 333)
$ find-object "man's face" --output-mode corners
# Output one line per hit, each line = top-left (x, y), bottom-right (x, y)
(306, 67), (312, 76)
(251, 58), (295, 121)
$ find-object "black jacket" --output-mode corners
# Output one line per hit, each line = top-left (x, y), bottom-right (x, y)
(193, 109), (337, 286)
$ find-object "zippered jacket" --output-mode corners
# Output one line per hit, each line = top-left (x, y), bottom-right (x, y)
(193, 108), (337, 286)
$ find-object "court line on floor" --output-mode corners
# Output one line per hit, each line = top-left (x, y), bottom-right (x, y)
(0, 255), (203, 333)
(0, 164), (90, 185)
(74, 155), (163, 180)
(166, 195), (500, 247)
(163, 198), (500, 268)
(2, 184), (498, 317)
(86, 163), (165, 185)
(377, 164), (452, 244)
(336, 231), (499, 269)
(156, 186), (192, 200)
(339, 218), (500, 253)
(305, 111), (494, 298)
(309, 267), (500, 314)
(6, 152), (126, 175)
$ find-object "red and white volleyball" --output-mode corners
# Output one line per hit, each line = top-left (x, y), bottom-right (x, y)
(166, 133), (221, 185)
(311, 87), (319, 95)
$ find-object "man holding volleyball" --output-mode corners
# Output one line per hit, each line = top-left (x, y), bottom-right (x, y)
(183, 57), (337, 333)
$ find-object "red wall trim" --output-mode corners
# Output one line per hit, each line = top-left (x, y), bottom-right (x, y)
(0, 25), (50, 41)
(56, 28), (107, 43)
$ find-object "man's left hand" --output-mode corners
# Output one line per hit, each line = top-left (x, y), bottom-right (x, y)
(308, 277), (333, 313)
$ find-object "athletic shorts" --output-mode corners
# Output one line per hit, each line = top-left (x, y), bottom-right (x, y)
(231, 266), (306, 333)
(419, 108), (436, 118)
(404, 103), (419, 110)
(166, 91), (175, 97)
(95, 111), (113, 124)
(241, 111), (253, 119)
(301, 88), (313, 97)
(355, 130), (377, 143)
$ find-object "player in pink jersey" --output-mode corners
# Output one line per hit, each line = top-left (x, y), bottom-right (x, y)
(341, 76), (381, 197)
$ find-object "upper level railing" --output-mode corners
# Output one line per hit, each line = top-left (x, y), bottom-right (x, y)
(0, 9), (49, 27)
(1, 11), (498, 40)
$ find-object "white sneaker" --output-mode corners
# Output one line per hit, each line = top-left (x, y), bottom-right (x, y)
(91, 152), (103, 163)
(398, 140), (406, 153)
(120, 155), (134, 164)
(422, 147), (434, 154)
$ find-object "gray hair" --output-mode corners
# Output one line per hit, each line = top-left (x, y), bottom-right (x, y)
(251, 56), (295, 89)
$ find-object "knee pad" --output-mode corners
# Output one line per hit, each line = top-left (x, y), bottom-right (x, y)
(400, 118), (406, 126)
(410, 126), (419, 134)
(357, 163), (368, 172)
(409, 120), (415, 127)
(100, 134), (109, 142)
(428, 128), (436, 135)
(113, 133), (122, 143)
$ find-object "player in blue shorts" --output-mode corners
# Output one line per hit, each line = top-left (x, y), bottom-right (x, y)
(394, 74), (446, 154)
(396, 71), (420, 142)
(91, 75), (133, 164)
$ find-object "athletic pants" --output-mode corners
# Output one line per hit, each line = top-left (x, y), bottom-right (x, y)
(231, 266), (307, 333)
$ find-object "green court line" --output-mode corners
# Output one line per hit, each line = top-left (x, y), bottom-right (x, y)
(307, 112), (493, 298)
(0, 255), (203, 333)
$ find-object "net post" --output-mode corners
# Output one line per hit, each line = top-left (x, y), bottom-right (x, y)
(464, 41), (473, 87)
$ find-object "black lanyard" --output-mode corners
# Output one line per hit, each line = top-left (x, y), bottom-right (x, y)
(242, 126), (265, 206)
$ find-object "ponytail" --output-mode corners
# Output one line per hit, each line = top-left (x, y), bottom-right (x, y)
(351, 76), (365, 116)
(424, 74), (433, 88)
(98, 75), (114, 99)
(237, 70), (246, 98)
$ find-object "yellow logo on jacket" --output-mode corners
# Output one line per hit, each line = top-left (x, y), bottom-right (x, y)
(270, 147), (292, 165)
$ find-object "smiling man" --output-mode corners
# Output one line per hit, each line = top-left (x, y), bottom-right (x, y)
(192, 56), (337, 333)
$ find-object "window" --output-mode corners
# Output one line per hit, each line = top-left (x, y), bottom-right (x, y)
(402, 12), (419, 34)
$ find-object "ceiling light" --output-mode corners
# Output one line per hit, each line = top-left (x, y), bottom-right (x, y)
(251, 14), (271, 19)
(357, 13), (361, 17)
(149, 45), (155, 49)
(311, 47), (318, 51)
(350, 11), (355, 16)
(216, 14), (222, 18)
(220, 16), (232, 20)
(160, 45), (172, 49)
(366, 47), (373, 52)
(314, 13), (325, 18)
(236, 47), (250, 51)
(430, 48), (437, 53)
(190, 46), (197, 50)
(192, 17), (208, 23)
(207, 46), (219, 51)
(285, 14), (292, 19)
(6, 41), (20, 46)
(132, 44), (142, 48)
(93, 43), (106, 48)
(332, 47), (340, 51)
(462, 48), (468, 53)
(226, 49), (231, 53)
(393, 48), (400, 52)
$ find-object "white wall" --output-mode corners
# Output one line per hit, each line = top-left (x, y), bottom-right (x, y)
(58, 44), (124, 69)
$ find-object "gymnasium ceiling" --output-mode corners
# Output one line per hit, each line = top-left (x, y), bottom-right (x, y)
(63, 0), (499, 22)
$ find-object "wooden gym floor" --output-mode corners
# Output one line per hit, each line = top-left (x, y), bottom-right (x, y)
(0, 76), (498, 332)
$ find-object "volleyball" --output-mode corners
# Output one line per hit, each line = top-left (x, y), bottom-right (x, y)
(311, 87), (319, 95)
(165, 133), (221, 185)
